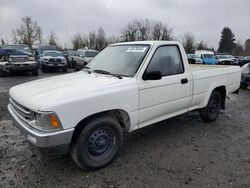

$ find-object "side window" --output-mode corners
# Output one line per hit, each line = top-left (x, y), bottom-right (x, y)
(146, 45), (184, 76)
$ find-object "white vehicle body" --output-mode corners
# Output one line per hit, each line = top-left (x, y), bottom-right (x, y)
(195, 50), (214, 58)
(8, 41), (241, 162)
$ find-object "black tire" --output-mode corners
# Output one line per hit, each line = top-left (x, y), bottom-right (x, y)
(240, 83), (248, 89)
(199, 91), (222, 122)
(63, 67), (67, 72)
(32, 68), (39, 76)
(41, 66), (45, 73)
(71, 116), (123, 170)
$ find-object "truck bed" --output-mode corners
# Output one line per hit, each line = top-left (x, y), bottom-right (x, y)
(188, 64), (241, 111)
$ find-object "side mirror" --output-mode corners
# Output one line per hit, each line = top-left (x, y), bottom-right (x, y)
(142, 71), (162, 80)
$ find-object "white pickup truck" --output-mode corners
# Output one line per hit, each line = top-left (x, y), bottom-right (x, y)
(8, 41), (240, 169)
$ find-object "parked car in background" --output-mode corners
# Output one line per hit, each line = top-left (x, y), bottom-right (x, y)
(74, 49), (99, 70)
(195, 50), (216, 65)
(40, 50), (67, 72)
(35, 45), (57, 66)
(240, 63), (250, 89)
(187, 54), (203, 64)
(62, 50), (77, 68)
(235, 56), (250, 67)
(0, 49), (34, 59)
(0, 50), (38, 76)
(215, 54), (238, 65)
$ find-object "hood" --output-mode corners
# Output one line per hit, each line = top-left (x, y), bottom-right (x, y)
(9, 71), (129, 111)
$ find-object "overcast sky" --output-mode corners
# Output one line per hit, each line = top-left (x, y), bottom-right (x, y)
(0, 0), (249, 49)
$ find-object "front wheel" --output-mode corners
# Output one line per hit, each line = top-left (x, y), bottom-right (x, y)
(71, 116), (123, 170)
(199, 91), (222, 122)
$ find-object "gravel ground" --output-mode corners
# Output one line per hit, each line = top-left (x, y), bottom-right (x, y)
(0, 71), (250, 188)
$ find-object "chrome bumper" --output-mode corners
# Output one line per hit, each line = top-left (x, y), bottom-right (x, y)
(8, 104), (74, 154)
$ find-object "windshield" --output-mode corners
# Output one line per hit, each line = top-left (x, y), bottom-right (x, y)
(2, 45), (32, 54)
(87, 45), (150, 77)
(85, 51), (99, 57)
(203, 54), (214, 58)
(43, 51), (62, 57)
(191, 54), (199, 58)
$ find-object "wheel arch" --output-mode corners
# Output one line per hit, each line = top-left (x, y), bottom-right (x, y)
(70, 109), (130, 145)
(209, 86), (226, 110)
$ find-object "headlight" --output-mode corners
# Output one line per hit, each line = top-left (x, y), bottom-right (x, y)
(42, 58), (49, 62)
(35, 112), (62, 131)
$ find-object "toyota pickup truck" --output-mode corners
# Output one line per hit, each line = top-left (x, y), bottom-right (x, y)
(8, 41), (241, 170)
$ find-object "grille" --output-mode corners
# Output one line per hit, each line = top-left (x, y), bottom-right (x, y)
(222, 60), (233, 65)
(49, 58), (62, 63)
(9, 98), (34, 123)
(9, 56), (28, 62)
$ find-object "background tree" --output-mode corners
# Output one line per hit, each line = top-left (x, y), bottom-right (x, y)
(196, 40), (208, 50)
(71, 33), (86, 50)
(12, 16), (42, 49)
(48, 31), (58, 46)
(120, 19), (173, 42)
(218, 27), (236, 53)
(95, 27), (107, 51)
(181, 32), (196, 53)
(152, 22), (173, 40)
(244, 39), (250, 54)
(232, 41), (244, 56)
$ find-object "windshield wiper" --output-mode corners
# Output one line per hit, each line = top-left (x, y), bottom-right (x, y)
(93, 69), (123, 79)
(82, 66), (91, 74)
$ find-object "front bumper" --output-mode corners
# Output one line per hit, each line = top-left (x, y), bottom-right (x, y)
(0, 64), (37, 73)
(42, 62), (67, 69)
(8, 104), (74, 155)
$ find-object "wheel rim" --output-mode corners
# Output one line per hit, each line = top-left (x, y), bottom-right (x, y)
(87, 128), (113, 157)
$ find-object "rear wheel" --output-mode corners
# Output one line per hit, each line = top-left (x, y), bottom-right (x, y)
(71, 116), (123, 170)
(200, 91), (222, 122)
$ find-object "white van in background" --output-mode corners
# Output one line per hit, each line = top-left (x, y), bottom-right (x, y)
(195, 50), (216, 65)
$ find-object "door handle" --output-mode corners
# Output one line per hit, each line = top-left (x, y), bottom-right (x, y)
(181, 78), (188, 84)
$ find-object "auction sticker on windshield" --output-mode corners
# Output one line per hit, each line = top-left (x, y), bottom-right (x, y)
(126, 47), (147, 53)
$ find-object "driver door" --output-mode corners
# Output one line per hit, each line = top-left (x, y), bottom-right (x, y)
(138, 45), (192, 127)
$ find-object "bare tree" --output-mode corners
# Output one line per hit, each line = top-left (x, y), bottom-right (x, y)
(71, 33), (87, 50)
(95, 27), (107, 50)
(121, 19), (173, 42)
(152, 22), (173, 40)
(181, 32), (196, 53)
(120, 22), (138, 42)
(13, 16), (42, 49)
(196, 40), (208, 50)
(232, 41), (244, 56)
(48, 31), (58, 46)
